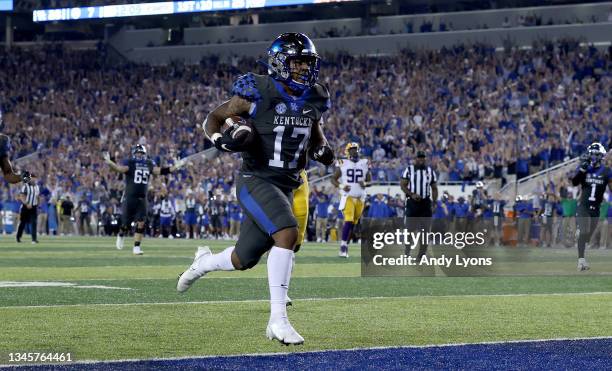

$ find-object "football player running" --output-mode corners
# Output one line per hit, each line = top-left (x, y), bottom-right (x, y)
(103, 144), (185, 255)
(572, 143), (612, 271)
(331, 143), (371, 258)
(177, 33), (334, 345)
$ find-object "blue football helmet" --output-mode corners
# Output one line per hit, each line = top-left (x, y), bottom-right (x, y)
(265, 33), (320, 92)
(132, 144), (147, 160)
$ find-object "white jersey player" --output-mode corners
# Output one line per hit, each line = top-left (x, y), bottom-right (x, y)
(331, 142), (371, 257)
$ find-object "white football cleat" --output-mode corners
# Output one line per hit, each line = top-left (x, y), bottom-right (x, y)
(266, 319), (304, 345)
(176, 246), (212, 293)
(133, 246), (143, 255)
(338, 250), (348, 258)
(577, 258), (590, 271)
(116, 236), (124, 250)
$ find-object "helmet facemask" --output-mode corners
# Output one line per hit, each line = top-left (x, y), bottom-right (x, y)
(268, 53), (320, 93)
(132, 145), (147, 161)
(590, 151), (604, 167)
(345, 143), (360, 161)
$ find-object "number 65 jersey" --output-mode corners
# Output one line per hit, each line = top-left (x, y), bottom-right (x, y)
(231, 73), (331, 190)
(338, 158), (370, 200)
(124, 158), (155, 199)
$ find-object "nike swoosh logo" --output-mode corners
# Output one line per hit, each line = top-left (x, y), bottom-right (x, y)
(302, 109), (312, 114)
(221, 144), (231, 152)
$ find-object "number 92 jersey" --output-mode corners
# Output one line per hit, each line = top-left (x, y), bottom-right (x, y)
(338, 158), (370, 199)
(231, 73), (331, 190)
(124, 158), (155, 199)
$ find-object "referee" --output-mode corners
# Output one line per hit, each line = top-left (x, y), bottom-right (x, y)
(16, 177), (40, 244)
(401, 151), (438, 260)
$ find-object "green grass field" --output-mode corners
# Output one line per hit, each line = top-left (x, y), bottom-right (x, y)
(0, 236), (611, 364)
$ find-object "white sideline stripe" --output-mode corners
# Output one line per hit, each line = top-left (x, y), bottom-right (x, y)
(0, 281), (132, 290)
(2, 336), (611, 368)
(0, 275), (357, 281)
(2, 291), (611, 310)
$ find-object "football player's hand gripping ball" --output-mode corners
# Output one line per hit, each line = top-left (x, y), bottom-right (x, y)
(212, 117), (254, 153)
(312, 145), (334, 166)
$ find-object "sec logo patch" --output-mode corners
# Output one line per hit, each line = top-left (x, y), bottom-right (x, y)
(275, 102), (287, 114)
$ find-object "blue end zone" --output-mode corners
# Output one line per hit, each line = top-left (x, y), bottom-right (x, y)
(10, 338), (612, 370)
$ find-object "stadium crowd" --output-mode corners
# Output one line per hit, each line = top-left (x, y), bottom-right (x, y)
(0, 39), (609, 243)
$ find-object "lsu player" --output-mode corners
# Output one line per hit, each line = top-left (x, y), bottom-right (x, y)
(331, 142), (371, 258)
(177, 33), (334, 345)
(284, 169), (309, 307)
(292, 170), (310, 254)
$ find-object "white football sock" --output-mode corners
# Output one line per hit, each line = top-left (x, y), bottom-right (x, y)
(286, 253), (296, 300)
(291, 253), (295, 273)
(267, 246), (294, 322)
(201, 246), (235, 272)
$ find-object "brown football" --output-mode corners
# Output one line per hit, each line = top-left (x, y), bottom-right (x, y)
(224, 116), (255, 148)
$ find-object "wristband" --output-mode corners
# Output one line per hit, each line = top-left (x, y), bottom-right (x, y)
(211, 133), (222, 144)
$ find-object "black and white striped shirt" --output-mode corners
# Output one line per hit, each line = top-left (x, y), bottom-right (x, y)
(21, 183), (40, 207)
(402, 165), (437, 200)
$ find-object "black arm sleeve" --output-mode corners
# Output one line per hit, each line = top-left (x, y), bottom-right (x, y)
(160, 167), (171, 175)
(571, 169), (586, 186)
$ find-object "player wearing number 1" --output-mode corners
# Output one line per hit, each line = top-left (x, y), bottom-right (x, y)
(331, 143), (371, 258)
(103, 144), (185, 255)
(572, 142), (612, 271)
(177, 33), (334, 345)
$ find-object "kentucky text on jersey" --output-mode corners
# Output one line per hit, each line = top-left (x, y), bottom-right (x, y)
(586, 176), (604, 185)
(273, 115), (313, 127)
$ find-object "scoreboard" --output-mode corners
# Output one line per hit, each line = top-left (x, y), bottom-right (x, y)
(33, 0), (356, 22)
(0, 0), (12, 11)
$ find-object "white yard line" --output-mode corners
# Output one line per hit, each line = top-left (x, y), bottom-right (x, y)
(2, 291), (611, 310)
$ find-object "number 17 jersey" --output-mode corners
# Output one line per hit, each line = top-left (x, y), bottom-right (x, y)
(231, 73), (331, 190)
(124, 158), (155, 199)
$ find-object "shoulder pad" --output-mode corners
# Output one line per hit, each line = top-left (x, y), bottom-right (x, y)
(231, 73), (262, 102)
